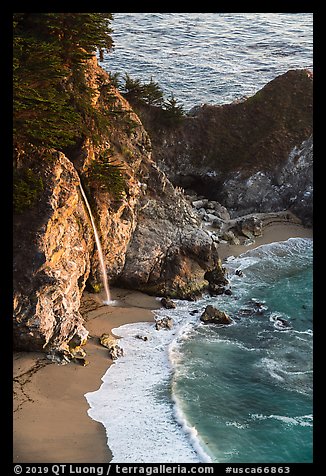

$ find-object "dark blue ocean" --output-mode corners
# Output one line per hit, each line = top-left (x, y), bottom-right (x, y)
(86, 13), (313, 463)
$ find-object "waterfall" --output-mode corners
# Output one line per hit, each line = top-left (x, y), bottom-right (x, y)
(79, 183), (112, 305)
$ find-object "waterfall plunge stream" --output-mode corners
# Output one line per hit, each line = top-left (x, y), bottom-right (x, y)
(79, 183), (113, 305)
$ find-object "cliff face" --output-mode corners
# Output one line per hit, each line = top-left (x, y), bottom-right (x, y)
(118, 162), (219, 298)
(137, 69), (313, 224)
(13, 59), (313, 354)
(221, 135), (313, 225)
(13, 57), (220, 353)
(13, 150), (92, 351)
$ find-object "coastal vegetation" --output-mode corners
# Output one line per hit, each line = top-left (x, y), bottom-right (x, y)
(112, 72), (186, 124)
(13, 167), (44, 213)
(13, 13), (114, 150)
(13, 12), (313, 353)
(85, 151), (127, 200)
(13, 13), (129, 211)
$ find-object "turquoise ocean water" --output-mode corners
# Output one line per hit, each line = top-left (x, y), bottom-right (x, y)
(86, 238), (313, 463)
(86, 13), (313, 463)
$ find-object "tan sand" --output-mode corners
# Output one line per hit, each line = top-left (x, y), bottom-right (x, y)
(13, 221), (313, 463)
(218, 222), (313, 261)
(13, 288), (158, 463)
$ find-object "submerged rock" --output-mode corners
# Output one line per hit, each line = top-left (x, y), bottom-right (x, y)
(135, 334), (148, 341)
(155, 317), (174, 330)
(200, 305), (232, 325)
(270, 315), (292, 330)
(161, 297), (176, 309)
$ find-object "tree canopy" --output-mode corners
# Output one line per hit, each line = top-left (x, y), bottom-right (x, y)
(13, 13), (114, 150)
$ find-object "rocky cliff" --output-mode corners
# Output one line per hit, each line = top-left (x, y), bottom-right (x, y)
(13, 59), (313, 355)
(118, 162), (219, 298)
(136, 69), (313, 225)
(13, 56), (221, 354)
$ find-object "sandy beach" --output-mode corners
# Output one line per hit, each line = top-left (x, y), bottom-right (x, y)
(13, 221), (313, 463)
(13, 289), (158, 463)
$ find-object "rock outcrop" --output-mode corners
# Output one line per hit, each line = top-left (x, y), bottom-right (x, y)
(116, 162), (220, 298)
(155, 317), (174, 331)
(99, 333), (124, 360)
(135, 69), (313, 225)
(220, 135), (313, 225)
(13, 150), (92, 352)
(13, 57), (312, 354)
(200, 305), (233, 325)
(13, 55), (221, 352)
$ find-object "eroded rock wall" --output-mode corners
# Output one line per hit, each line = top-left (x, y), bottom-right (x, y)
(136, 69), (313, 224)
(118, 162), (220, 298)
(13, 56), (220, 352)
(13, 151), (92, 351)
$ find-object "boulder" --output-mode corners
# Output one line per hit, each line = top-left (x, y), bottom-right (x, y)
(200, 305), (232, 325)
(204, 213), (218, 223)
(108, 345), (124, 360)
(239, 216), (263, 239)
(213, 202), (230, 221)
(221, 230), (241, 245)
(69, 345), (87, 360)
(211, 218), (223, 230)
(192, 199), (209, 209)
(99, 333), (124, 360)
(155, 317), (174, 330)
(161, 297), (176, 309)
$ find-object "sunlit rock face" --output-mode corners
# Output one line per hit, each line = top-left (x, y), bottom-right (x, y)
(13, 57), (221, 352)
(13, 151), (92, 352)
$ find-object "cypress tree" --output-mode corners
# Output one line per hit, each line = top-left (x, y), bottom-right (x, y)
(13, 13), (114, 150)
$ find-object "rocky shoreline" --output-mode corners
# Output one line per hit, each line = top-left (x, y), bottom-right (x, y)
(13, 219), (312, 463)
(13, 57), (312, 365)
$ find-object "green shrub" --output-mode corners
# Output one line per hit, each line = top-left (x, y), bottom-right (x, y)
(13, 168), (44, 213)
(86, 151), (126, 199)
(13, 13), (114, 150)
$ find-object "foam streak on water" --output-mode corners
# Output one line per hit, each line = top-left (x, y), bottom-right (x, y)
(85, 309), (212, 463)
(85, 238), (313, 463)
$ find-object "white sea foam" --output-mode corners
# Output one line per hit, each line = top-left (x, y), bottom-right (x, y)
(85, 307), (211, 463)
(226, 421), (249, 429)
(85, 238), (312, 462)
(259, 357), (285, 381)
(250, 413), (313, 427)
